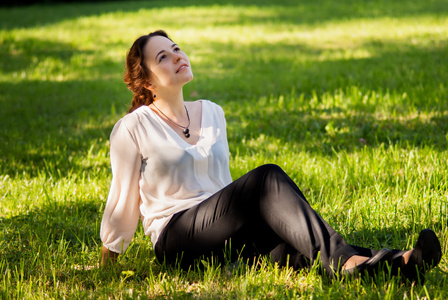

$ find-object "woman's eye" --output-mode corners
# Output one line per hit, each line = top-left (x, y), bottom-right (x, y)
(174, 47), (180, 52)
(159, 55), (167, 62)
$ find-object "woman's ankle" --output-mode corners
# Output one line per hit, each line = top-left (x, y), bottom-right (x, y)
(342, 255), (369, 270)
(402, 249), (413, 265)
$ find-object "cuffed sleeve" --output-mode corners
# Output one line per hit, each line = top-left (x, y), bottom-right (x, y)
(100, 117), (142, 253)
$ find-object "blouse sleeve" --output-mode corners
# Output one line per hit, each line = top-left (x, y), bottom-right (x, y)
(218, 105), (231, 157)
(100, 116), (142, 254)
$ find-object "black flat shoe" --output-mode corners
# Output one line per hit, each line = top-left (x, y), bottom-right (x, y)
(400, 229), (442, 284)
(343, 248), (393, 278)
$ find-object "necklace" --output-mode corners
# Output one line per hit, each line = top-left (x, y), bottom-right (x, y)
(152, 103), (191, 138)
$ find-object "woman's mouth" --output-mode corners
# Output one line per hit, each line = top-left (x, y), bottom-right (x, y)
(176, 64), (189, 73)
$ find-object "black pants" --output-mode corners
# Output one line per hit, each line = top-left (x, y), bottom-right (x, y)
(155, 164), (368, 275)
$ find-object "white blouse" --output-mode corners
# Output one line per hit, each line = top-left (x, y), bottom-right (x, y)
(100, 100), (233, 253)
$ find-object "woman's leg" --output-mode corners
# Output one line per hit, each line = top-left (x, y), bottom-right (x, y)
(155, 164), (360, 274)
(270, 242), (312, 270)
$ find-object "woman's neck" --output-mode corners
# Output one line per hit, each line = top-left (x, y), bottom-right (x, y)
(151, 88), (186, 120)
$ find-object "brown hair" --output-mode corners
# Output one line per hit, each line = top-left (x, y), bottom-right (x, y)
(124, 30), (172, 113)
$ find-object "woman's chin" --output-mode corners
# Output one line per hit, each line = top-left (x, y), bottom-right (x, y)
(183, 73), (194, 84)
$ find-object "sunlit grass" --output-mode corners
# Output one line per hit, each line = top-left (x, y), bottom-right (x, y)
(1, 0), (447, 298)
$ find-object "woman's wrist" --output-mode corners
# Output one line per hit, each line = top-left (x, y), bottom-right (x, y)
(101, 245), (119, 266)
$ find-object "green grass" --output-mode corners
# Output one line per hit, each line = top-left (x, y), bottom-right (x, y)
(1, 0), (447, 298)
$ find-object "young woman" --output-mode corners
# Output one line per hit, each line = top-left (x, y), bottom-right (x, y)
(100, 30), (442, 281)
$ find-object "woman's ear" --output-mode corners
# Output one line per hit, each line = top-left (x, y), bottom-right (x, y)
(144, 81), (154, 91)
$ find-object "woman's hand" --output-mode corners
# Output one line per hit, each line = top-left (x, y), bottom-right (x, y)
(100, 245), (120, 266)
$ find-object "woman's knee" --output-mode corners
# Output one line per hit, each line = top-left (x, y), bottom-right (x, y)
(254, 164), (305, 202)
(254, 163), (283, 173)
(253, 164), (286, 179)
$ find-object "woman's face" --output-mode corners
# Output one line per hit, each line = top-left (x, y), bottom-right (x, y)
(143, 35), (194, 91)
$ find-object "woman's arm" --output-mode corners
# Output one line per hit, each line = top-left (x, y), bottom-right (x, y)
(100, 116), (142, 256)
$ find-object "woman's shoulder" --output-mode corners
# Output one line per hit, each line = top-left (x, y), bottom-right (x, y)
(123, 105), (151, 126)
(111, 106), (150, 136)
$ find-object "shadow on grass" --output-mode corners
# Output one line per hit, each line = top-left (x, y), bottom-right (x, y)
(0, 36), (95, 74)
(0, 0), (447, 30)
(209, 38), (448, 154)
(198, 38), (447, 108)
(225, 104), (448, 158)
(0, 36), (124, 178)
(0, 77), (122, 178)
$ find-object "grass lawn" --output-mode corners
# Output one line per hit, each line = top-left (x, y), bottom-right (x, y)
(1, 0), (447, 298)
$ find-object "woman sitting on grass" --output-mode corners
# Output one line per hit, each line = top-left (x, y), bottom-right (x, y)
(100, 30), (442, 282)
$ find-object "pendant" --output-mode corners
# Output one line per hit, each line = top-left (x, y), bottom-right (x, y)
(183, 128), (190, 138)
